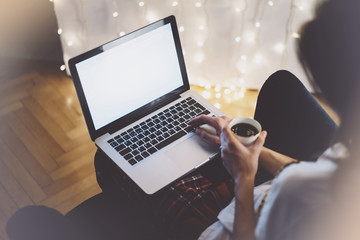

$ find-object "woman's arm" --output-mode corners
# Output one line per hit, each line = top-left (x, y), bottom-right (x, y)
(232, 177), (257, 240)
(259, 147), (298, 176)
(220, 122), (267, 240)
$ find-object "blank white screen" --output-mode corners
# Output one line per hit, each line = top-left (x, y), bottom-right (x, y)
(76, 24), (183, 130)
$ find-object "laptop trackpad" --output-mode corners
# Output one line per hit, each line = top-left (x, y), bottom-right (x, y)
(164, 135), (216, 171)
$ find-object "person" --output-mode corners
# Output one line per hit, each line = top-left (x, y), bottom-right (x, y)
(190, 0), (360, 239)
(95, 0), (360, 239)
(6, 0), (359, 239)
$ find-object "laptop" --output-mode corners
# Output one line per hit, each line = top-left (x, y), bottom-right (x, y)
(68, 15), (225, 194)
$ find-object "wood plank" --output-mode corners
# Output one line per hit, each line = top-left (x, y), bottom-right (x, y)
(0, 72), (39, 90)
(0, 159), (33, 208)
(0, 88), (29, 109)
(61, 131), (93, 152)
(0, 209), (9, 240)
(55, 142), (96, 166)
(7, 114), (58, 173)
(15, 107), (65, 159)
(65, 124), (88, 140)
(0, 101), (23, 117)
(50, 149), (96, 181)
(0, 78), (34, 99)
(31, 78), (76, 132)
(0, 145), (47, 203)
(45, 161), (95, 197)
(0, 183), (18, 218)
(40, 173), (97, 210)
(55, 184), (101, 214)
(21, 96), (70, 150)
(1, 127), (53, 188)
(40, 75), (84, 125)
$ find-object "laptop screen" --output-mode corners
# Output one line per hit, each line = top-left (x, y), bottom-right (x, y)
(75, 23), (184, 130)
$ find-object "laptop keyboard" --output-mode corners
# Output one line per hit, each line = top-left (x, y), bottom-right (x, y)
(107, 97), (211, 166)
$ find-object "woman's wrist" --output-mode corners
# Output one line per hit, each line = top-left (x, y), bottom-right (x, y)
(234, 173), (256, 186)
(234, 175), (255, 200)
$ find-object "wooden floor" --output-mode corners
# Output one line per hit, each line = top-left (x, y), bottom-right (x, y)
(0, 59), (337, 240)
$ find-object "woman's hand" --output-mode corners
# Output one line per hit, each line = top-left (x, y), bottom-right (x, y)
(220, 121), (267, 184)
(188, 115), (231, 146)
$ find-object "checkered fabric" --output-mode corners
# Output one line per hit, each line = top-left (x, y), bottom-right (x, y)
(155, 173), (234, 239)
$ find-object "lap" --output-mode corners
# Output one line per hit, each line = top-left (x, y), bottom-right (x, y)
(95, 149), (234, 239)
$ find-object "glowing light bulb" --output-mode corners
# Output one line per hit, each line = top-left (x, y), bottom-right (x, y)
(235, 8), (241, 13)
(120, 32), (126, 36)
(139, 1), (145, 7)
(215, 84), (221, 92)
(247, 32), (255, 43)
(113, 12), (119, 17)
(146, 12), (157, 22)
(179, 26), (185, 32)
(202, 91), (211, 99)
(60, 64), (66, 71)
(268, 1), (274, 6)
(172, 1), (178, 7)
(274, 43), (285, 53)
(254, 53), (262, 63)
(225, 96), (232, 103)
(292, 32), (300, 38)
(195, 2), (202, 7)
(66, 97), (73, 105)
(67, 41), (73, 46)
(255, 22), (261, 28)
(235, 36), (241, 42)
(194, 52), (204, 63)
(57, 28), (62, 35)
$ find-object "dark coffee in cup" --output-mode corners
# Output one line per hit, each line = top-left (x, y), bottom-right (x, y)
(231, 123), (259, 137)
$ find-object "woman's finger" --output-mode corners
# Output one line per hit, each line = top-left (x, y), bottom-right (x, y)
(220, 120), (247, 152)
(188, 115), (213, 127)
(195, 128), (221, 145)
(251, 131), (267, 152)
(188, 115), (229, 134)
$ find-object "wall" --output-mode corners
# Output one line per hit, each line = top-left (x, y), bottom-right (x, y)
(53, 0), (319, 90)
(0, 0), (62, 61)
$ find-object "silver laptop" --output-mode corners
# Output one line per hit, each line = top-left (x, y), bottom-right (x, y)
(68, 15), (225, 194)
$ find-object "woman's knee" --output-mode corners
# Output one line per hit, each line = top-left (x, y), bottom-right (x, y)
(258, 70), (308, 106)
(260, 70), (305, 95)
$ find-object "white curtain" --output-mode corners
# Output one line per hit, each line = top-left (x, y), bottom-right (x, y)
(53, 0), (319, 90)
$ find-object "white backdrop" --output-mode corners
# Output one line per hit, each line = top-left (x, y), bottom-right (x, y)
(52, 0), (319, 90)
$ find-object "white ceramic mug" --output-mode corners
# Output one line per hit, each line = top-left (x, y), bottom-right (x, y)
(229, 117), (262, 146)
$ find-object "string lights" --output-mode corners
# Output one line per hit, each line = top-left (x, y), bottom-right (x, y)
(52, 0), (319, 93)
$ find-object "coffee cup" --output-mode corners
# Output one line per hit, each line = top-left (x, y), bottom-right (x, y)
(229, 117), (262, 146)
